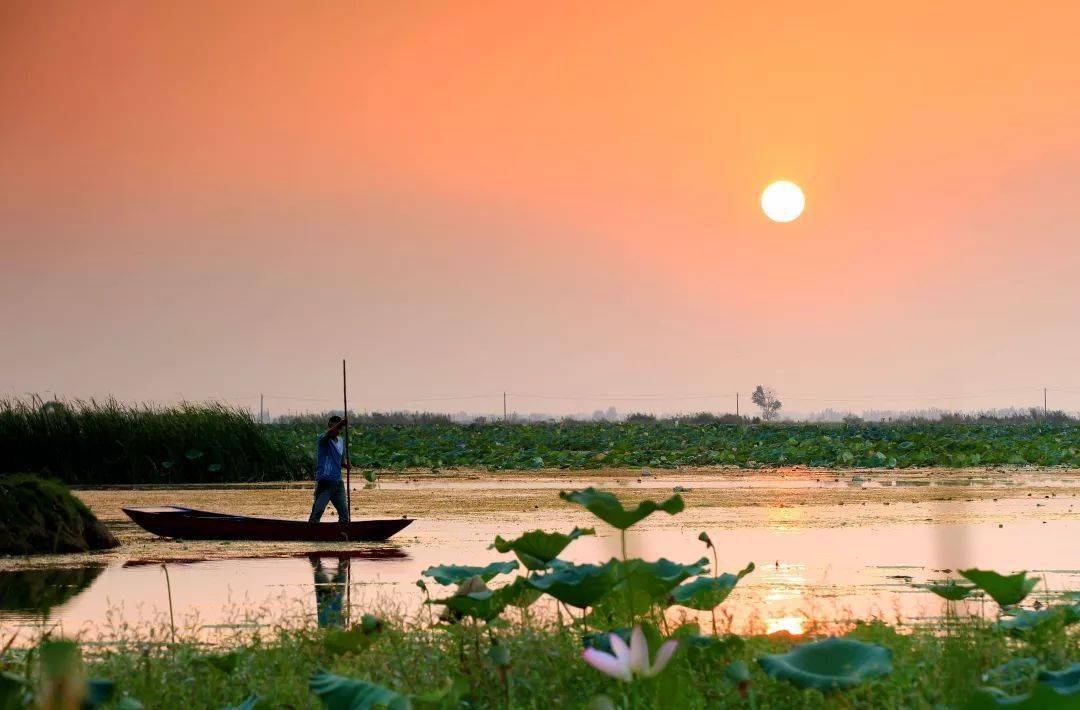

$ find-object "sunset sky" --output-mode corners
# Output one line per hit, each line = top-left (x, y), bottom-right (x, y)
(3, 1), (1080, 416)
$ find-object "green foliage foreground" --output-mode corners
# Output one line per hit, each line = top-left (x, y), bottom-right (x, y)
(3, 599), (1077, 709)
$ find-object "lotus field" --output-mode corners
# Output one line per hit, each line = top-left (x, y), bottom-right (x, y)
(5, 400), (1080, 484)
(3, 487), (1077, 709)
(274, 417), (1080, 472)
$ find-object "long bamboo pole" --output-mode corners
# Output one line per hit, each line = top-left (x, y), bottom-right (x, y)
(343, 359), (351, 512)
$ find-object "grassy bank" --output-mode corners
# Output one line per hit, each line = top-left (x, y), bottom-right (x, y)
(0, 474), (117, 554)
(0, 400), (309, 484)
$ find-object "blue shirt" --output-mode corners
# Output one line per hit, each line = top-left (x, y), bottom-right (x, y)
(315, 434), (345, 482)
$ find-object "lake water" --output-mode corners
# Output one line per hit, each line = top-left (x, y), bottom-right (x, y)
(1, 471), (1078, 645)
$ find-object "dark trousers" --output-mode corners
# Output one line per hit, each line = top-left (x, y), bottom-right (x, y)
(309, 480), (350, 523)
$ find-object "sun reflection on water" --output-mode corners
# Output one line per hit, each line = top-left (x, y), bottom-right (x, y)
(765, 615), (806, 636)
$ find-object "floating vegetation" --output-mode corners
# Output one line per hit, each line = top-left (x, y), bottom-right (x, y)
(265, 417), (1080, 471)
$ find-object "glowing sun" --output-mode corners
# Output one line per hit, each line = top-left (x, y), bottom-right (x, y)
(761, 181), (805, 222)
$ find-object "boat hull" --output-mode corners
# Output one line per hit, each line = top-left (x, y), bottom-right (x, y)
(122, 506), (413, 542)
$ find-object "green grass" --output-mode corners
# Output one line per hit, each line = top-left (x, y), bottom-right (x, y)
(2, 610), (1076, 709)
(0, 474), (117, 554)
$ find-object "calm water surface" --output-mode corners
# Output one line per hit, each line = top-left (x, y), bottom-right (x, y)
(1, 481), (1077, 644)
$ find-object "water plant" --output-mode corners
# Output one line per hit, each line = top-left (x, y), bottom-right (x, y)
(758, 637), (893, 691)
(0, 398), (307, 483)
(960, 569), (1039, 607)
(490, 527), (595, 570)
(582, 626), (678, 682)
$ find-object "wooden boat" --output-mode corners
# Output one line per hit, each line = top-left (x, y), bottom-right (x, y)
(122, 505), (413, 542)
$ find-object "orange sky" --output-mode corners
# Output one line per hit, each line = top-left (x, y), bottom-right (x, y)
(3, 1), (1080, 415)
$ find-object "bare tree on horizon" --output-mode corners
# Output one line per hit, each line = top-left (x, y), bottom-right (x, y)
(752, 385), (783, 421)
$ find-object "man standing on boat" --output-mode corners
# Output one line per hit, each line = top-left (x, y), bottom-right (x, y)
(308, 415), (350, 523)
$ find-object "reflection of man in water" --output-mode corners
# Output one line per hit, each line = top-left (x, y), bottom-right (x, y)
(310, 555), (349, 628)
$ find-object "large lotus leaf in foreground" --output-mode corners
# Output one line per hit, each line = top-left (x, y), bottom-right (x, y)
(559, 488), (684, 530)
(670, 563), (755, 610)
(1039, 664), (1080, 695)
(615, 557), (710, 604)
(959, 569), (1038, 606)
(490, 528), (595, 570)
(309, 669), (410, 710)
(428, 589), (506, 622)
(420, 561), (519, 586)
(758, 637), (892, 691)
(1000, 604), (1080, 634)
(428, 576), (543, 621)
(966, 682), (1080, 709)
(527, 560), (619, 609)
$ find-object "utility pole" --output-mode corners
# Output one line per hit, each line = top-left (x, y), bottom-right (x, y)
(735, 392), (739, 417)
(259, 394), (264, 424)
(1044, 387), (1048, 414)
(503, 392), (508, 422)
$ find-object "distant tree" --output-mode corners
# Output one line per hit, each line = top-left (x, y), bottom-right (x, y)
(751, 385), (782, 421)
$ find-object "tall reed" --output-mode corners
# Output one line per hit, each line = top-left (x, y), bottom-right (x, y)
(0, 398), (309, 484)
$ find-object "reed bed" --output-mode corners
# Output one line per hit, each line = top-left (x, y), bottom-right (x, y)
(0, 399), (308, 484)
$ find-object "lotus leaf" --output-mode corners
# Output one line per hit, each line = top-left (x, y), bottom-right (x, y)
(923, 580), (977, 601)
(428, 578), (538, 621)
(725, 660), (751, 683)
(559, 488), (684, 530)
(309, 669), (410, 710)
(1039, 664), (1080, 695)
(490, 528), (595, 570)
(420, 561), (518, 586)
(616, 557), (710, 605)
(527, 561), (619, 609)
(85, 679), (116, 707)
(428, 589), (507, 622)
(499, 576), (543, 609)
(1000, 605), (1080, 634)
(966, 683), (1080, 708)
(960, 569), (1039, 606)
(670, 563), (755, 610)
(758, 637), (892, 690)
(981, 658), (1038, 690)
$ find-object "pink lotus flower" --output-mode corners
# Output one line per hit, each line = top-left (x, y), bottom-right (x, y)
(582, 626), (678, 682)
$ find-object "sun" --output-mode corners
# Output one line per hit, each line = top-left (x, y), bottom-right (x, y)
(761, 180), (805, 223)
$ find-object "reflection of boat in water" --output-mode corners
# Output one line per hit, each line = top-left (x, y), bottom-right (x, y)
(123, 506), (414, 542)
(0, 565), (105, 617)
(121, 545), (408, 568)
